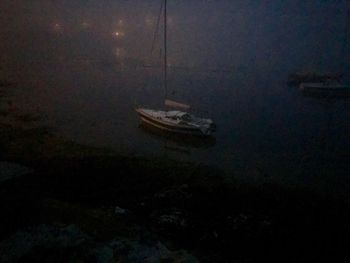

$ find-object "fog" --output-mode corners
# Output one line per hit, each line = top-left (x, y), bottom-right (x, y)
(1, 0), (349, 73)
(1, 2), (350, 261)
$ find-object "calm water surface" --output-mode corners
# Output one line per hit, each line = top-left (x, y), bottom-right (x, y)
(1, 4), (349, 195)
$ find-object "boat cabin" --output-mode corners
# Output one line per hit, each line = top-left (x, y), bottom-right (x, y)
(165, 111), (192, 122)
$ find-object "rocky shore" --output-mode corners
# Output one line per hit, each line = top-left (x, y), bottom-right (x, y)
(1, 79), (350, 262)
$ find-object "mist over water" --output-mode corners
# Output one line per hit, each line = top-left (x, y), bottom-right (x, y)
(1, 0), (350, 194)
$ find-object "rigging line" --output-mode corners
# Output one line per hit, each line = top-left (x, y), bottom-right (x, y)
(164, 0), (168, 100)
(151, 0), (164, 55)
(339, 9), (350, 73)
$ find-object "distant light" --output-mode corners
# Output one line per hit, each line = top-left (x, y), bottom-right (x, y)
(81, 21), (90, 28)
(113, 31), (124, 38)
(53, 23), (62, 31)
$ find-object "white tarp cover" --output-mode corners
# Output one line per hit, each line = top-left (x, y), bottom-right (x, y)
(165, 111), (188, 118)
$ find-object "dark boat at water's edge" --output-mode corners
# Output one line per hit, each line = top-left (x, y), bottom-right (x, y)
(287, 72), (343, 85)
(300, 82), (350, 98)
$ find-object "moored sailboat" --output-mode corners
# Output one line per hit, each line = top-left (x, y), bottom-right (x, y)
(135, 0), (216, 137)
(136, 107), (216, 136)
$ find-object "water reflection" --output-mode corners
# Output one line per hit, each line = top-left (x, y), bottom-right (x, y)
(112, 46), (127, 70)
(81, 21), (90, 29)
(145, 16), (155, 27)
(53, 23), (62, 32)
(114, 47), (125, 58)
(139, 123), (216, 149)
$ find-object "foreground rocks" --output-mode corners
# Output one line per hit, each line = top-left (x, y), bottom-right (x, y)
(0, 224), (198, 263)
(0, 161), (32, 183)
(0, 154), (350, 262)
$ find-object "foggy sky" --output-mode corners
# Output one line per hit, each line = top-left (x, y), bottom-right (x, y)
(0, 0), (349, 73)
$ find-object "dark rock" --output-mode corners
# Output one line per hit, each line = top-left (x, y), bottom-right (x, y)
(114, 206), (127, 215)
(110, 239), (198, 263)
(153, 184), (192, 205)
(153, 208), (188, 230)
(0, 161), (32, 183)
(0, 225), (90, 262)
(0, 224), (198, 263)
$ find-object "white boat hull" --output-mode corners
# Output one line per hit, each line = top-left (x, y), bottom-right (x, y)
(135, 108), (215, 137)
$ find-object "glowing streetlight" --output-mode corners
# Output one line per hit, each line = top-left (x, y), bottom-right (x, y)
(113, 31), (124, 38)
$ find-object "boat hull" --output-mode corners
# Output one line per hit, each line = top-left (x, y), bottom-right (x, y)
(287, 73), (343, 85)
(299, 83), (350, 98)
(139, 122), (216, 147)
(135, 108), (212, 137)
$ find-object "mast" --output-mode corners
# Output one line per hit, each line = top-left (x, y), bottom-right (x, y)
(340, 10), (350, 74)
(164, 0), (167, 100)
